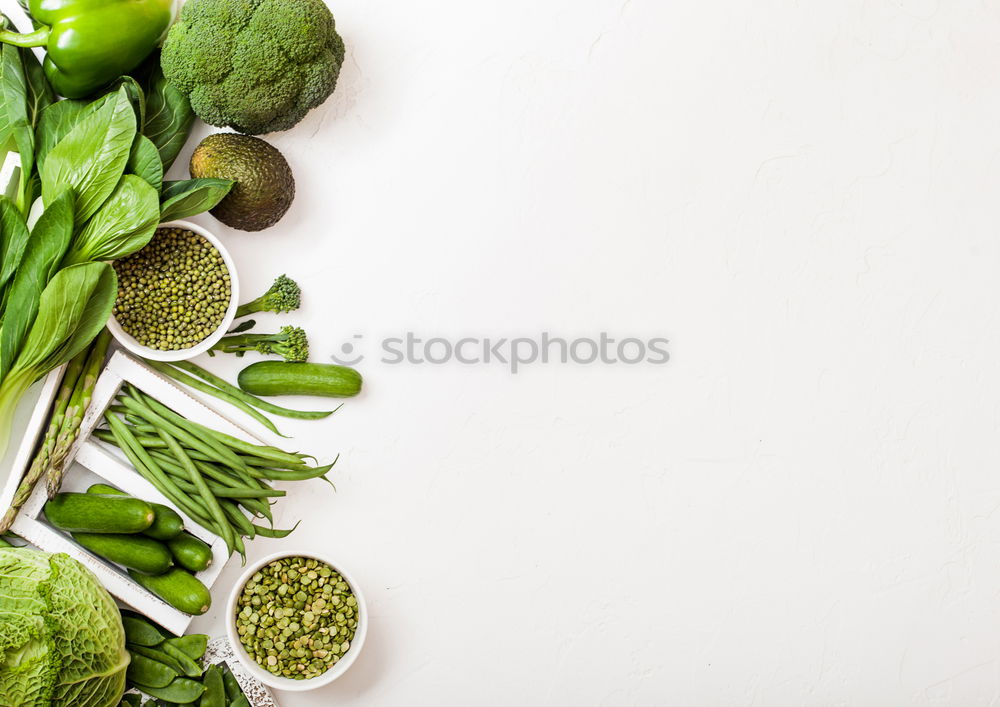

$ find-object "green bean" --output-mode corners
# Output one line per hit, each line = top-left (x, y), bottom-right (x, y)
(254, 457), (338, 483)
(170, 360), (338, 420)
(148, 449), (254, 488)
(131, 386), (251, 472)
(157, 429), (235, 555)
(103, 413), (214, 528)
(190, 425), (316, 468)
(118, 388), (246, 472)
(220, 500), (256, 539)
(238, 496), (272, 521)
(144, 359), (288, 438)
(153, 464), (284, 499)
(250, 521), (300, 538)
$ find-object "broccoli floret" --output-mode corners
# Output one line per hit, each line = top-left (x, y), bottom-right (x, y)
(160, 0), (345, 134)
(211, 326), (309, 362)
(236, 275), (301, 318)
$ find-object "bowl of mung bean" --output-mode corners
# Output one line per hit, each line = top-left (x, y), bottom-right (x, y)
(226, 551), (368, 691)
(107, 220), (239, 361)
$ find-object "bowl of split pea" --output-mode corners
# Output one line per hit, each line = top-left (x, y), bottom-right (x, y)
(226, 551), (368, 691)
(107, 219), (239, 361)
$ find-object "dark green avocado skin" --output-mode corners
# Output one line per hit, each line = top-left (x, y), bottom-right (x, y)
(190, 133), (295, 232)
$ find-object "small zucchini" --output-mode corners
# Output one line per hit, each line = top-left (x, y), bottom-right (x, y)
(237, 361), (362, 398)
(86, 484), (184, 540)
(166, 532), (213, 572)
(73, 532), (173, 574)
(44, 493), (154, 534)
(129, 567), (212, 615)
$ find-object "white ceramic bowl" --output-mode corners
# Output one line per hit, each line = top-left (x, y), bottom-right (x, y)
(225, 551), (368, 692)
(106, 220), (239, 362)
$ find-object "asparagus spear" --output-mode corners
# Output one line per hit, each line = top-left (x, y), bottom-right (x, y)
(0, 348), (88, 532)
(44, 329), (111, 497)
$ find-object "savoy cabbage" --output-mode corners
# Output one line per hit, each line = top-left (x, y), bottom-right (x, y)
(0, 547), (127, 706)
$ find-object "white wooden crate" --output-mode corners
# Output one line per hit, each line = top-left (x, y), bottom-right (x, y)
(10, 351), (268, 635)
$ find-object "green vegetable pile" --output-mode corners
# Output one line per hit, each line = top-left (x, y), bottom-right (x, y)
(113, 227), (232, 351)
(44, 485), (213, 616)
(0, 545), (128, 705)
(235, 556), (359, 680)
(161, 0), (346, 134)
(119, 613), (252, 706)
(0, 40), (232, 458)
(95, 384), (334, 562)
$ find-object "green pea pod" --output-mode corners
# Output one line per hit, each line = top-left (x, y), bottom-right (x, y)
(132, 677), (205, 703)
(160, 640), (203, 677)
(127, 649), (178, 688)
(230, 697), (250, 707)
(200, 664), (225, 707)
(162, 634), (208, 661)
(121, 614), (168, 647)
(128, 645), (185, 675)
(221, 664), (242, 702)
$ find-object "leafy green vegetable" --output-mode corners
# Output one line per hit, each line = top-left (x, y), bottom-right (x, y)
(63, 175), (160, 266)
(41, 87), (136, 224)
(158, 178), (233, 222)
(141, 58), (194, 171)
(35, 98), (88, 169)
(0, 187), (75, 379)
(2, 43), (32, 212)
(0, 546), (128, 706)
(0, 261), (116, 458)
(127, 135), (163, 192)
(0, 194), (29, 293)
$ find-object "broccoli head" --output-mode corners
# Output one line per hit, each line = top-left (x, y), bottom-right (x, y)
(160, 0), (346, 134)
(211, 325), (309, 362)
(236, 275), (301, 318)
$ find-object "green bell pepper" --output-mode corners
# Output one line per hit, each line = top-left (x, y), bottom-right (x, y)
(0, 0), (172, 98)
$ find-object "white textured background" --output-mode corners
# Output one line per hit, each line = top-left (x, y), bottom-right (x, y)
(181, 0), (1000, 704)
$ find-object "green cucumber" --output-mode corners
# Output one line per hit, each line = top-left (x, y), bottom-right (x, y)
(73, 532), (173, 574)
(237, 361), (362, 398)
(167, 533), (213, 572)
(87, 484), (184, 540)
(44, 493), (154, 533)
(132, 677), (205, 703)
(129, 568), (212, 615)
(121, 615), (168, 646)
(127, 649), (179, 688)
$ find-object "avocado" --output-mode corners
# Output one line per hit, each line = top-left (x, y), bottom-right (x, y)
(190, 133), (295, 232)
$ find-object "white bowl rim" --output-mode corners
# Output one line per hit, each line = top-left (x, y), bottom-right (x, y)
(106, 219), (240, 362)
(225, 550), (369, 692)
